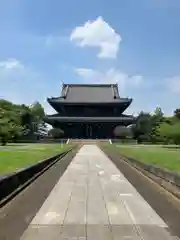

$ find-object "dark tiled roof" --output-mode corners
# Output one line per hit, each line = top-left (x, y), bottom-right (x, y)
(44, 116), (135, 123)
(59, 84), (121, 103)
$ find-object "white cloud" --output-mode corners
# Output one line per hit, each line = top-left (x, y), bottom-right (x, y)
(0, 58), (41, 84)
(0, 58), (50, 113)
(70, 16), (121, 59)
(0, 58), (24, 70)
(75, 68), (104, 82)
(168, 76), (180, 94)
(0, 58), (64, 116)
(74, 67), (143, 89)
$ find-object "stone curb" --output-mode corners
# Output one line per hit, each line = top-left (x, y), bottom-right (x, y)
(0, 147), (74, 207)
(119, 154), (180, 199)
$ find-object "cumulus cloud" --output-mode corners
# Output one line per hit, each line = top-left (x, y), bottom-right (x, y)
(74, 67), (143, 89)
(0, 58), (56, 114)
(0, 58), (24, 70)
(70, 17), (121, 59)
(0, 58), (41, 84)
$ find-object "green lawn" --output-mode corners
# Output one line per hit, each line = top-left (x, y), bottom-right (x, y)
(104, 144), (180, 172)
(0, 143), (71, 174)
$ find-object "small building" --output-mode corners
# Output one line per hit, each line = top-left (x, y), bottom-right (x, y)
(44, 84), (135, 139)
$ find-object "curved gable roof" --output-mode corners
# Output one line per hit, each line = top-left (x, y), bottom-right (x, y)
(60, 84), (120, 102)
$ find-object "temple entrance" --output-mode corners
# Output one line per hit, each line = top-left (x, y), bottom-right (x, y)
(82, 123), (108, 139)
(87, 124), (92, 138)
(77, 123), (111, 139)
(62, 123), (115, 139)
(80, 124), (98, 138)
(84, 124), (93, 138)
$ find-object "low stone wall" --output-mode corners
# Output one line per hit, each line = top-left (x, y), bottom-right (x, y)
(0, 148), (72, 206)
(12, 139), (68, 144)
(120, 154), (180, 199)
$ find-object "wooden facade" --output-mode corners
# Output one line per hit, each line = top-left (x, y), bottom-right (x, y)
(44, 84), (135, 139)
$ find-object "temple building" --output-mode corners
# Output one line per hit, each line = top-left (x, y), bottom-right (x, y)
(44, 84), (135, 139)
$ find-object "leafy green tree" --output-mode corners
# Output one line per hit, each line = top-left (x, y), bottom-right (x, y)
(0, 117), (11, 145)
(114, 126), (131, 139)
(170, 123), (180, 144)
(174, 108), (180, 120)
(21, 111), (34, 133)
(48, 128), (64, 139)
(30, 102), (46, 136)
(30, 101), (45, 122)
(10, 123), (24, 143)
(150, 107), (164, 143)
(18, 102), (46, 138)
(156, 122), (172, 144)
(156, 122), (180, 144)
(0, 99), (46, 144)
(132, 112), (152, 143)
(0, 113), (23, 145)
(163, 116), (174, 124)
(154, 107), (164, 119)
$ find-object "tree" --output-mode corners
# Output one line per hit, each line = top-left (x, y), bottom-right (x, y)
(170, 123), (180, 144)
(0, 115), (23, 145)
(174, 108), (180, 120)
(21, 111), (34, 134)
(10, 123), (24, 142)
(48, 128), (64, 139)
(30, 102), (45, 122)
(156, 122), (172, 144)
(0, 102), (22, 145)
(156, 122), (180, 145)
(150, 107), (164, 143)
(113, 126), (131, 139)
(30, 102), (46, 136)
(19, 102), (46, 139)
(132, 112), (152, 143)
(0, 99), (46, 144)
(0, 118), (11, 145)
(154, 107), (164, 119)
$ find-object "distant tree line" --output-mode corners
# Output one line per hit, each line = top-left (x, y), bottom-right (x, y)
(49, 106), (180, 145)
(131, 107), (180, 144)
(0, 99), (47, 145)
(1, 98), (180, 145)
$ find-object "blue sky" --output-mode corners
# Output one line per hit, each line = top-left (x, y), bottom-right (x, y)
(0, 0), (180, 115)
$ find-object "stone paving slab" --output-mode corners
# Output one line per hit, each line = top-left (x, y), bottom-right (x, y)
(20, 145), (179, 240)
(87, 225), (112, 240)
(60, 225), (86, 240)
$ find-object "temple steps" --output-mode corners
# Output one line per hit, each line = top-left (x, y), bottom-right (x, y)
(68, 139), (110, 144)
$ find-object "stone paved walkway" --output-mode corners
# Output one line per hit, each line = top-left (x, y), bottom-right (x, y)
(21, 145), (179, 239)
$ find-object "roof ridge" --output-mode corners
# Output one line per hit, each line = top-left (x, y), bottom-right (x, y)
(63, 83), (118, 87)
